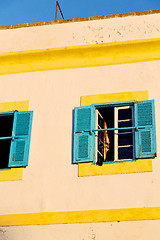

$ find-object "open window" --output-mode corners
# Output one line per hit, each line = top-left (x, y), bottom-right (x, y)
(0, 111), (33, 169)
(73, 100), (156, 165)
(95, 106), (134, 165)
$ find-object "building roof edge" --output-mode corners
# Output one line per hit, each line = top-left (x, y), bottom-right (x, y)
(0, 9), (160, 30)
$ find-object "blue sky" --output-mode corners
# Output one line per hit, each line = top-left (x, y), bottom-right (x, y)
(0, 0), (160, 26)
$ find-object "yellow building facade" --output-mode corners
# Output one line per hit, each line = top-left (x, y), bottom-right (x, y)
(0, 9), (160, 240)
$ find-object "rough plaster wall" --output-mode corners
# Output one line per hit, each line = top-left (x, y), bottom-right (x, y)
(1, 220), (160, 240)
(0, 13), (160, 53)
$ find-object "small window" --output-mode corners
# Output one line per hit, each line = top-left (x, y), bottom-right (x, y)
(73, 100), (156, 165)
(0, 111), (33, 169)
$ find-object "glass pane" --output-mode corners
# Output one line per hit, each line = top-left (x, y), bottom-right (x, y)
(118, 108), (132, 120)
(118, 146), (133, 159)
(118, 120), (132, 128)
(118, 120), (132, 134)
(118, 133), (133, 146)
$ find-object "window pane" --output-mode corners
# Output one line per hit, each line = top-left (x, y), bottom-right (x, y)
(118, 133), (133, 146)
(118, 120), (133, 134)
(118, 120), (132, 128)
(118, 108), (132, 120)
(118, 146), (133, 159)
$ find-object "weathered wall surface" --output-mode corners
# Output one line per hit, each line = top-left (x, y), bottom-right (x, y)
(0, 12), (160, 52)
(1, 220), (160, 240)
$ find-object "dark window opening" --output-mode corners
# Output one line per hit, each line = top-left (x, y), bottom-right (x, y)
(0, 114), (14, 169)
(0, 139), (11, 168)
(0, 115), (14, 137)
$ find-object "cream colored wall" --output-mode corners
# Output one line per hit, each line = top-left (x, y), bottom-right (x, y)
(0, 13), (160, 53)
(0, 11), (160, 240)
(1, 220), (160, 240)
(0, 60), (160, 215)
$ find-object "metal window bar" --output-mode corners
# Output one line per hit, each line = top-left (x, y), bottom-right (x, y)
(92, 125), (151, 132)
(0, 136), (28, 140)
(93, 127), (135, 131)
(77, 125), (151, 134)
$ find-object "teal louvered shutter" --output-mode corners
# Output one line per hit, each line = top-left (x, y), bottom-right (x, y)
(134, 100), (156, 159)
(73, 106), (94, 163)
(8, 111), (33, 167)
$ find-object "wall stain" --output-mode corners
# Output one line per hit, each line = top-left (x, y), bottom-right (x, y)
(0, 229), (8, 240)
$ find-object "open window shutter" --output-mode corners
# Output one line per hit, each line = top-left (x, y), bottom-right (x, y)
(134, 100), (156, 159)
(8, 111), (33, 167)
(73, 106), (93, 163)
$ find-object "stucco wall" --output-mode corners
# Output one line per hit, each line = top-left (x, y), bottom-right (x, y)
(0, 60), (159, 214)
(0, 10), (160, 240)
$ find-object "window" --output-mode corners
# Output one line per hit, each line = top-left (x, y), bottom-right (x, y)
(0, 111), (33, 169)
(73, 100), (156, 165)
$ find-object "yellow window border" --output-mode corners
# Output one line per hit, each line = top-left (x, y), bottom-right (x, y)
(0, 100), (29, 181)
(78, 90), (153, 177)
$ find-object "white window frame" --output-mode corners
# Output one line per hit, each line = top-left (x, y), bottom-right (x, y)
(95, 105), (134, 163)
(114, 106), (134, 161)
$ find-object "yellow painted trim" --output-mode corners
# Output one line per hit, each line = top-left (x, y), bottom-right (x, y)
(0, 168), (24, 181)
(0, 100), (29, 181)
(78, 159), (152, 177)
(79, 90), (151, 176)
(1, 207), (160, 226)
(81, 90), (149, 106)
(0, 38), (160, 75)
(0, 100), (29, 112)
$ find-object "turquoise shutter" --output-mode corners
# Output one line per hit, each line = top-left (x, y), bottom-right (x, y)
(73, 106), (94, 163)
(8, 111), (33, 167)
(134, 100), (156, 158)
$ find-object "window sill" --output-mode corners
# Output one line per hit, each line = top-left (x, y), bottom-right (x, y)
(78, 159), (153, 177)
(0, 168), (23, 181)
